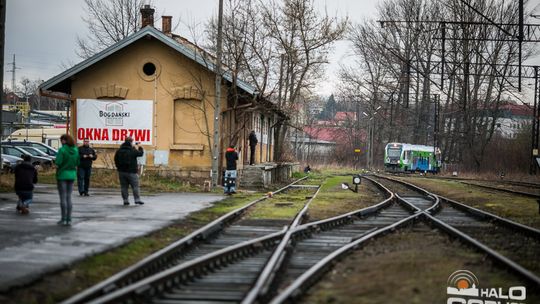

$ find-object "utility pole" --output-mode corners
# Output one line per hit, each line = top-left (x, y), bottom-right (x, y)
(11, 54), (15, 95)
(0, 0), (5, 147)
(433, 94), (440, 171)
(532, 67), (539, 175)
(211, 0), (224, 188)
(7, 54), (19, 103)
(365, 114), (370, 169)
(355, 98), (360, 170)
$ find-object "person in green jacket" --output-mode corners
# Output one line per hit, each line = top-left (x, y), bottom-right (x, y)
(56, 134), (80, 226)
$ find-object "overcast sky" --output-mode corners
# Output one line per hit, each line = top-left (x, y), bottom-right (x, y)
(4, 0), (540, 97)
(3, 0), (377, 95)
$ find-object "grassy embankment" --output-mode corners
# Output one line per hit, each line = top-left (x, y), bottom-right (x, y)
(396, 176), (540, 228)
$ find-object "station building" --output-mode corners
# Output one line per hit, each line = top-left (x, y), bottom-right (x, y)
(39, 8), (283, 181)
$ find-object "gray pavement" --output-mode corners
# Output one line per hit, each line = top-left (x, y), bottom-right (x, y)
(0, 184), (224, 291)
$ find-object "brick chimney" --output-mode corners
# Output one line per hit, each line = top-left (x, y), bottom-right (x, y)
(140, 5), (155, 28)
(162, 16), (172, 35)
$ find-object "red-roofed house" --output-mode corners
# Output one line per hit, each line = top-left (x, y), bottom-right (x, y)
(496, 103), (533, 139)
(334, 111), (356, 122)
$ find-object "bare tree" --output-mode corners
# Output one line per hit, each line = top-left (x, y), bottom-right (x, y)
(340, 0), (531, 171)
(262, 0), (347, 161)
(77, 0), (151, 59)
(206, 0), (346, 161)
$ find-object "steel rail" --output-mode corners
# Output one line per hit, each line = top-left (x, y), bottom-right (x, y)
(439, 195), (540, 238)
(387, 178), (540, 287)
(62, 176), (308, 304)
(272, 175), (540, 304)
(243, 176), (401, 303)
(86, 181), (320, 304)
(371, 175), (441, 213)
(424, 213), (540, 287)
(458, 180), (540, 199)
(296, 177), (397, 233)
(242, 186), (322, 304)
(269, 212), (422, 304)
(87, 228), (288, 304)
(247, 176), (415, 303)
(428, 176), (540, 189)
(381, 175), (540, 235)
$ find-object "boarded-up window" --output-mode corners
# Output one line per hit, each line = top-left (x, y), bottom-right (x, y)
(174, 99), (205, 145)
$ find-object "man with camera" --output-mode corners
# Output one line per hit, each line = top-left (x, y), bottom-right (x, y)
(114, 136), (144, 206)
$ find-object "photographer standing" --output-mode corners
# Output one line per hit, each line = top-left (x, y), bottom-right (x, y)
(78, 138), (97, 196)
(248, 130), (258, 165)
(114, 136), (144, 206)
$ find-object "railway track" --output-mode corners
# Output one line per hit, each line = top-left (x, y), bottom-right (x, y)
(244, 177), (415, 303)
(397, 174), (540, 189)
(375, 175), (540, 284)
(63, 177), (311, 304)
(384, 173), (540, 197)
(82, 182), (323, 304)
(271, 175), (540, 303)
(64, 174), (540, 304)
(423, 175), (540, 198)
(457, 180), (540, 198)
(77, 176), (411, 304)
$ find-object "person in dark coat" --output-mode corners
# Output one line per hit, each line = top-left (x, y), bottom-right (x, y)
(77, 138), (97, 196)
(14, 154), (38, 214)
(224, 145), (239, 194)
(248, 130), (258, 165)
(114, 136), (144, 205)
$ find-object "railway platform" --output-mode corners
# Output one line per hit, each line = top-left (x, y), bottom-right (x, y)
(0, 184), (224, 291)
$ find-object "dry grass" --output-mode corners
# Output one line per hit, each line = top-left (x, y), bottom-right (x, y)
(303, 224), (540, 304)
(245, 188), (315, 220)
(1, 169), (204, 193)
(308, 176), (385, 221)
(437, 170), (540, 184)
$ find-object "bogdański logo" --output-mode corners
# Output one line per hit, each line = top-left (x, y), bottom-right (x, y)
(101, 103), (129, 126)
(446, 270), (527, 304)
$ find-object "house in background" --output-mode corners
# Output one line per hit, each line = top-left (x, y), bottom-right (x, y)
(298, 111), (365, 164)
(39, 6), (284, 182)
(495, 103), (533, 139)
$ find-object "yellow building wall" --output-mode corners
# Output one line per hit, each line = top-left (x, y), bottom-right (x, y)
(68, 38), (227, 172)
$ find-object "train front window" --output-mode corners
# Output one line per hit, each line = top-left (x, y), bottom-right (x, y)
(388, 148), (401, 158)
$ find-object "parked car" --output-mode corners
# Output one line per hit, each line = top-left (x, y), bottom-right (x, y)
(17, 146), (56, 162)
(2, 140), (58, 157)
(1, 145), (53, 169)
(2, 154), (23, 173)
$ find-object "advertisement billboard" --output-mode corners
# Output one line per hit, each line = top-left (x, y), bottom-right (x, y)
(76, 99), (153, 145)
